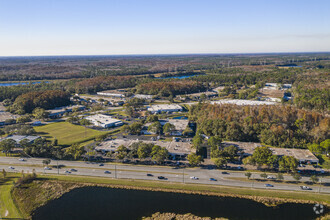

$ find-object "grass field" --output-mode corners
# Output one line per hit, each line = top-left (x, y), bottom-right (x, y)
(34, 122), (109, 146)
(0, 174), (22, 219)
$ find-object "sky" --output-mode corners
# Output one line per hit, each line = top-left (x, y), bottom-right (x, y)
(0, 0), (330, 56)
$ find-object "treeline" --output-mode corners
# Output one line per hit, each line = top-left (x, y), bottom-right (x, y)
(193, 68), (300, 87)
(8, 90), (71, 114)
(74, 76), (138, 93)
(294, 87), (330, 112)
(189, 103), (329, 148)
(136, 80), (207, 96)
(0, 81), (75, 102)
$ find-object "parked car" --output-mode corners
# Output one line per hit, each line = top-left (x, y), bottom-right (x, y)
(221, 171), (229, 174)
(190, 176), (199, 180)
(265, 184), (274, 187)
(147, 173), (153, 177)
(104, 170), (111, 174)
(300, 186), (312, 190)
(209, 178), (217, 181)
(44, 167), (52, 170)
(157, 176), (165, 180)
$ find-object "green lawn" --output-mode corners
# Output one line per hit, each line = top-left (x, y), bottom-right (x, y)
(0, 175), (22, 219)
(35, 122), (109, 146)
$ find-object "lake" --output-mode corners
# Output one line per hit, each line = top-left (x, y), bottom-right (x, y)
(32, 187), (325, 220)
(0, 81), (44, 86)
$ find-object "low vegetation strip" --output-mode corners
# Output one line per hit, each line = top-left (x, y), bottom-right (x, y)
(34, 122), (109, 146)
(142, 212), (228, 220)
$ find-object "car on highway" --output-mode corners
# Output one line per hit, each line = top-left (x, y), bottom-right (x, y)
(44, 167), (52, 170)
(221, 171), (229, 174)
(70, 169), (77, 172)
(99, 163), (104, 166)
(64, 170), (71, 174)
(300, 186), (312, 190)
(209, 178), (217, 181)
(104, 170), (111, 174)
(267, 176), (275, 179)
(265, 184), (274, 187)
(8, 166), (15, 169)
(18, 158), (26, 161)
(147, 173), (153, 177)
(157, 176), (165, 180)
(190, 176), (199, 180)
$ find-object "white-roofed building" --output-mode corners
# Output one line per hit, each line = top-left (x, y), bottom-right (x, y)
(133, 94), (153, 100)
(86, 114), (123, 128)
(147, 104), (183, 114)
(211, 99), (277, 106)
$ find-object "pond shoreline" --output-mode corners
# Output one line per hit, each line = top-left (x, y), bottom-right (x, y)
(10, 176), (329, 219)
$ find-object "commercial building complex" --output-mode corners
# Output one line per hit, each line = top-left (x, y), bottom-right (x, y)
(96, 138), (194, 159)
(86, 114), (123, 128)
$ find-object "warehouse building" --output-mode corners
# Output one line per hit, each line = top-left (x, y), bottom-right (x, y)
(147, 104), (183, 114)
(86, 114), (123, 128)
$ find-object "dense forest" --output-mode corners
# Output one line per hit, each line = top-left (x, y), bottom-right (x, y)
(74, 76), (139, 93)
(189, 103), (329, 148)
(0, 53), (329, 112)
(136, 80), (207, 96)
(0, 53), (329, 80)
(8, 90), (71, 114)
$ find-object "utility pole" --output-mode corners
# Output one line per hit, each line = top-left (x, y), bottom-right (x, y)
(115, 164), (117, 178)
(182, 169), (184, 183)
(318, 177), (322, 193)
(57, 160), (59, 175)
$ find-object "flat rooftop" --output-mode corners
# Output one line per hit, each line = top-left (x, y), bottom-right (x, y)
(223, 141), (319, 163)
(147, 104), (183, 112)
(164, 119), (189, 131)
(49, 105), (85, 114)
(86, 114), (122, 124)
(96, 138), (194, 155)
(211, 99), (277, 106)
(1, 135), (41, 143)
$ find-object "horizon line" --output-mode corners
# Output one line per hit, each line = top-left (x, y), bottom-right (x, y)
(1, 51), (330, 58)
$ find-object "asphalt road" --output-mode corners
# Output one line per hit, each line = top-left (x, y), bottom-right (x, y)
(0, 157), (329, 193)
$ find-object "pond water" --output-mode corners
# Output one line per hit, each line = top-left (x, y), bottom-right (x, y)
(159, 74), (199, 79)
(0, 81), (44, 86)
(32, 187), (325, 220)
(172, 116), (188, 120)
